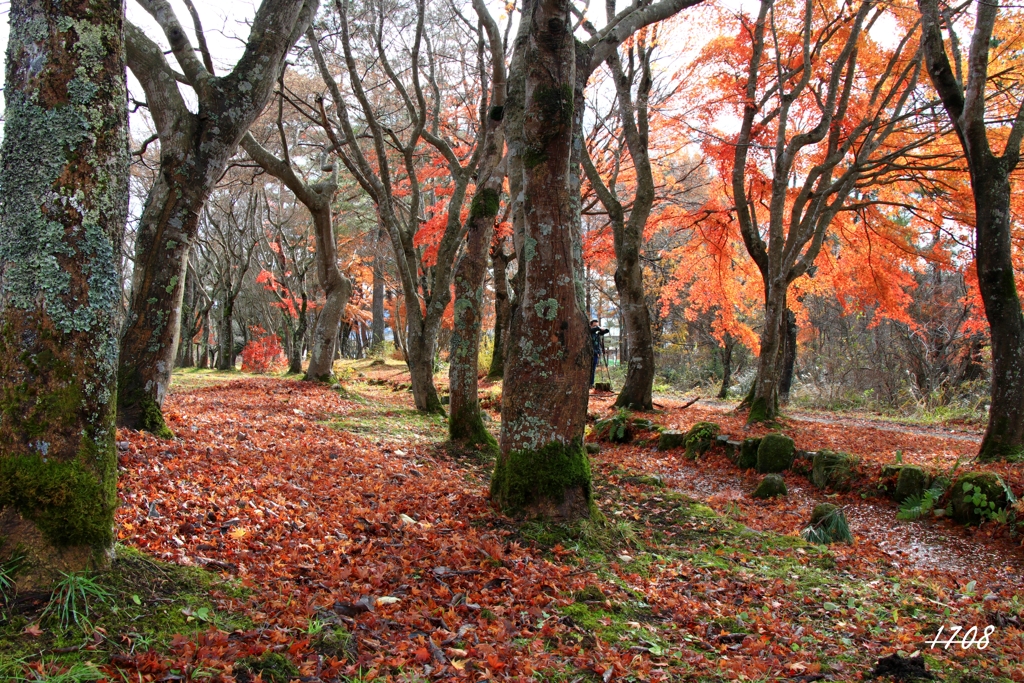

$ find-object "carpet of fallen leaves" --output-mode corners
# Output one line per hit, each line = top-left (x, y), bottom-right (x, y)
(104, 374), (1024, 682)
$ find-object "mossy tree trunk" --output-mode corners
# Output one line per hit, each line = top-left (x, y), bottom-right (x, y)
(493, 0), (594, 521)
(449, 0), (507, 449)
(0, 0), (129, 588)
(118, 0), (316, 436)
(718, 333), (734, 399)
(918, 0), (1024, 461)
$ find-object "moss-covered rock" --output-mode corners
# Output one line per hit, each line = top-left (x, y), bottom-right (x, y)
(311, 626), (357, 663)
(752, 474), (787, 498)
(723, 440), (743, 464)
(234, 652), (300, 683)
(756, 434), (795, 473)
(738, 438), (761, 470)
(948, 471), (1009, 525)
(585, 442), (601, 455)
(658, 430), (685, 451)
(684, 421), (720, 459)
(810, 503), (839, 526)
(811, 450), (858, 491)
(894, 465), (929, 504)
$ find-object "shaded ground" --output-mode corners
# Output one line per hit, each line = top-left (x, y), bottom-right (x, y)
(3, 369), (1022, 682)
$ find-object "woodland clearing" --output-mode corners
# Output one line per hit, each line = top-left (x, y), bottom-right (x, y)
(2, 363), (1022, 682)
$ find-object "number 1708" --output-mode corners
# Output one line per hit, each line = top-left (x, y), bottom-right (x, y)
(926, 625), (995, 649)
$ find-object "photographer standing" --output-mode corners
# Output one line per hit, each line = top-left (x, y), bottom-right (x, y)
(589, 320), (610, 389)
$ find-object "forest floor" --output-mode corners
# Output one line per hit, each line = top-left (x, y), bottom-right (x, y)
(2, 361), (1023, 682)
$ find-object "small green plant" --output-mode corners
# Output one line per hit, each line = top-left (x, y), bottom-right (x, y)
(306, 617), (326, 636)
(40, 571), (111, 631)
(897, 478), (949, 521)
(802, 505), (853, 545)
(0, 551), (26, 605)
(962, 482), (1002, 522)
(594, 409), (634, 444)
(1, 660), (105, 683)
(894, 450), (903, 464)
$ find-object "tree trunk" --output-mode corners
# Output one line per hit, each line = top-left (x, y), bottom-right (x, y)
(488, 245), (512, 378)
(371, 227), (387, 352)
(748, 283), (788, 422)
(779, 309), (797, 403)
(0, 0), (128, 588)
(718, 334), (734, 400)
(974, 169), (1024, 460)
(118, 1), (315, 436)
(615, 260), (655, 410)
(216, 302), (234, 371)
(305, 206), (353, 382)
(492, 0), (593, 521)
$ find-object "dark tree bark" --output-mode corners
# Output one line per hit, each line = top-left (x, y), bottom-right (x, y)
(0, 0), (128, 587)
(118, 0), (317, 436)
(493, 0), (705, 520)
(918, 0), (1024, 460)
(371, 224), (387, 352)
(779, 309), (797, 402)
(448, 0), (507, 449)
(718, 333), (735, 399)
(487, 241), (512, 379)
(492, 0), (594, 520)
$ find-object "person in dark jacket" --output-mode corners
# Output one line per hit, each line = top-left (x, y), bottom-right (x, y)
(589, 320), (609, 388)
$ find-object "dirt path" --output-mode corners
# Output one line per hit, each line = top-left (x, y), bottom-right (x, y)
(673, 396), (985, 443)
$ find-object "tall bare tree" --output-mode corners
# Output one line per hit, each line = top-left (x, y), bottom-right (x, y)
(118, 0), (317, 436)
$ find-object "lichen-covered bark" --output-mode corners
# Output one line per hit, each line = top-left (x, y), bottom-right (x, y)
(0, 0), (128, 587)
(493, 0), (593, 521)
(118, 0), (316, 435)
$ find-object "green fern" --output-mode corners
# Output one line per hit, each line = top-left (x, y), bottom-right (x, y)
(897, 479), (949, 521)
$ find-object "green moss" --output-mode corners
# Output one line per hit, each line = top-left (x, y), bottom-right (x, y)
(894, 465), (929, 503)
(235, 652), (300, 683)
(490, 439), (592, 516)
(534, 83), (574, 127)
(0, 451), (115, 548)
(811, 450), (859, 491)
(311, 625), (357, 663)
(756, 433), (795, 473)
(469, 187), (501, 221)
(683, 421), (720, 459)
(448, 407), (498, 454)
(117, 369), (173, 439)
(752, 473), (787, 498)
(523, 146), (548, 169)
(747, 396), (770, 423)
(738, 438), (761, 469)
(977, 439), (1024, 463)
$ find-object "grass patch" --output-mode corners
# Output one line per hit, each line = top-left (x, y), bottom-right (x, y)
(323, 388), (449, 444)
(0, 545), (251, 677)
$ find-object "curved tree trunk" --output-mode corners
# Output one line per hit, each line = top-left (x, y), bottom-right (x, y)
(0, 0), (128, 588)
(304, 206), (352, 381)
(449, 0), (506, 448)
(118, 1), (316, 437)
